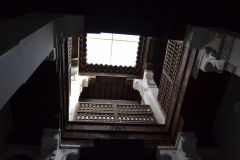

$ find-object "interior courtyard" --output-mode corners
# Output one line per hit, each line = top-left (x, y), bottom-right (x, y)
(1, 3), (240, 160)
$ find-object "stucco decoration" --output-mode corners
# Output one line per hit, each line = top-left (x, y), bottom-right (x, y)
(133, 79), (147, 97)
(199, 32), (235, 73)
(133, 70), (166, 124)
(143, 70), (158, 88)
(69, 74), (93, 121)
(189, 28), (236, 78)
(158, 132), (201, 160)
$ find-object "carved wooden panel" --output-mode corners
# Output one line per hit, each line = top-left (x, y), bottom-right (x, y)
(76, 113), (115, 123)
(158, 73), (172, 113)
(78, 103), (114, 112)
(66, 37), (72, 96)
(158, 40), (183, 114)
(78, 35), (146, 76)
(117, 114), (155, 124)
(74, 103), (157, 124)
(117, 104), (155, 123)
(117, 104), (151, 114)
(163, 40), (183, 80)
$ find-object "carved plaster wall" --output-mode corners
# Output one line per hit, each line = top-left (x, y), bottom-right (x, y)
(133, 70), (165, 124)
(186, 26), (237, 78)
(158, 132), (201, 160)
(69, 71), (93, 121)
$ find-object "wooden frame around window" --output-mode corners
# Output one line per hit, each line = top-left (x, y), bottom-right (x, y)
(78, 34), (146, 77)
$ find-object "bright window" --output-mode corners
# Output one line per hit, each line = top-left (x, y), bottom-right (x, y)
(86, 33), (140, 67)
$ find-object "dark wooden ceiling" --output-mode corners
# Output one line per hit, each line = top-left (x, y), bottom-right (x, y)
(80, 76), (141, 102)
(2, 2), (240, 39)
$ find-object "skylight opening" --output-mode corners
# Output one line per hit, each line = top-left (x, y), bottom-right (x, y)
(86, 33), (140, 67)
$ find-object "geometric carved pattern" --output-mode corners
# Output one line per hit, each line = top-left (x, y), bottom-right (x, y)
(163, 40), (183, 80)
(158, 40), (183, 114)
(158, 74), (172, 113)
(66, 37), (72, 96)
(76, 112), (115, 123)
(74, 103), (157, 124)
(78, 35), (146, 76)
(117, 104), (151, 113)
(117, 105), (156, 124)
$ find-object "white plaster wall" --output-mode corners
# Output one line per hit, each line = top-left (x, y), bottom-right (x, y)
(228, 39), (240, 77)
(69, 74), (89, 121)
(0, 22), (54, 110)
(133, 79), (166, 124)
(187, 26), (240, 77)
(0, 13), (85, 110)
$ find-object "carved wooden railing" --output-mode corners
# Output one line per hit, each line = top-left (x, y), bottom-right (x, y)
(74, 102), (157, 125)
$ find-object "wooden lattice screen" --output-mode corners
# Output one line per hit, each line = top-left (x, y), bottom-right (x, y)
(74, 103), (157, 124)
(158, 40), (183, 115)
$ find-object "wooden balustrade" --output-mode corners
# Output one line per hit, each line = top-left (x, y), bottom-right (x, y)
(74, 102), (157, 125)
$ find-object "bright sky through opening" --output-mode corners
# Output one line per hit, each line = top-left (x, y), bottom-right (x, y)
(86, 33), (140, 67)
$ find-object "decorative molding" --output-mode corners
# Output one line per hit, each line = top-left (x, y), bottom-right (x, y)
(69, 75), (92, 121)
(143, 70), (157, 88)
(199, 33), (235, 73)
(187, 28), (236, 78)
(133, 79), (147, 97)
(133, 70), (166, 124)
(158, 132), (201, 160)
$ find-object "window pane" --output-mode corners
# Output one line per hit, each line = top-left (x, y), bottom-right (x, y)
(86, 38), (111, 65)
(111, 41), (139, 67)
(113, 34), (139, 42)
(87, 33), (112, 40)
